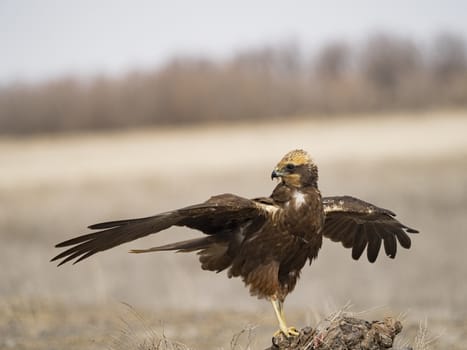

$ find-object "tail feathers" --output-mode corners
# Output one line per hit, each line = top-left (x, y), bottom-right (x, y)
(130, 237), (213, 253)
(130, 237), (233, 273)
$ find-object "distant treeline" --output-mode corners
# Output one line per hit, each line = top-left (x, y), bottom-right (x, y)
(1, 32), (466, 135)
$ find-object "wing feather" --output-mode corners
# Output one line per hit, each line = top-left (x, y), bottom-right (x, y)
(351, 226), (367, 260)
(340, 220), (357, 248)
(325, 217), (351, 242)
(322, 195), (418, 262)
(394, 228), (412, 249)
(52, 194), (270, 266)
(381, 226), (397, 258)
(319, 217), (340, 239)
(366, 223), (381, 263)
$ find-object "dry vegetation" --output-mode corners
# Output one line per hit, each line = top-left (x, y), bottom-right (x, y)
(1, 32), (466, 135)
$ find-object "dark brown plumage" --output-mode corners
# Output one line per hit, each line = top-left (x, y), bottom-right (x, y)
(52, 149), (418, 337)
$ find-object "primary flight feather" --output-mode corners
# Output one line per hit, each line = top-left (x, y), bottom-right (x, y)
(52, 149), (418, 337)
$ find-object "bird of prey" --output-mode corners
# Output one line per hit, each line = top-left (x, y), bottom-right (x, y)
(52, 149), (418, 337)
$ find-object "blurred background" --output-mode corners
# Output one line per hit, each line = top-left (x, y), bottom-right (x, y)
(1, 1), (466, 349)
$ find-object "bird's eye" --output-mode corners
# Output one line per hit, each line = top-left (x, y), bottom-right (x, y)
(285, 163), (295, 170)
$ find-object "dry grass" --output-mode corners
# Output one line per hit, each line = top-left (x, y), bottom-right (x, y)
(412, 319), (444, 350)
(110, 303), (191, 350)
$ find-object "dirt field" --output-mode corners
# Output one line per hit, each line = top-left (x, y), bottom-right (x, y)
(1, 111), (466, 349)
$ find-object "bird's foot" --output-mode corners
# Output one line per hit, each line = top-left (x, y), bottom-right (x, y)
(273, 326), (300, 338)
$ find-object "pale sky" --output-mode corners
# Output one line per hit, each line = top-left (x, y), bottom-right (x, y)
(1, 0), (467, 85)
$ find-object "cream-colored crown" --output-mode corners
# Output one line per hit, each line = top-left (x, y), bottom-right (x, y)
(277, 149), (312, 167)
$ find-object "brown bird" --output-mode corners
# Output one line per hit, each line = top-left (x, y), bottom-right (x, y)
(52, 149), (418, 337)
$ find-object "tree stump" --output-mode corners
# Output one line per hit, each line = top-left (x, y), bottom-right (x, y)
(265, 315), (404, 350)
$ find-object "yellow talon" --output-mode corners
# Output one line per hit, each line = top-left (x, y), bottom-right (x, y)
(286, 326), (300, 337)
(271, 297), (300, 338)
(274, 326), (300, 338)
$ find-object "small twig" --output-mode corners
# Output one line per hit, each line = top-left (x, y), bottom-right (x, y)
(230, 324), (258, 350)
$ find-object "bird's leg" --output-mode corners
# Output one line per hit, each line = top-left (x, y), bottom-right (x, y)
(270, 297), (299, 337)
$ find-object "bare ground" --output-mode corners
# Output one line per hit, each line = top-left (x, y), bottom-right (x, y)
(1, 111), (466, 349)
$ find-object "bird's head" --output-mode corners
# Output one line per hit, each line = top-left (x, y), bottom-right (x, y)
(271, 149), (318, 188)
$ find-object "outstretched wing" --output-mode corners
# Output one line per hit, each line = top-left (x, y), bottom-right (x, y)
(51, 194), (270, 266)
(322, 196), (418, 262)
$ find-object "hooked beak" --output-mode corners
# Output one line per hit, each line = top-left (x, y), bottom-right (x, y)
(271, 169), (283, 180)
